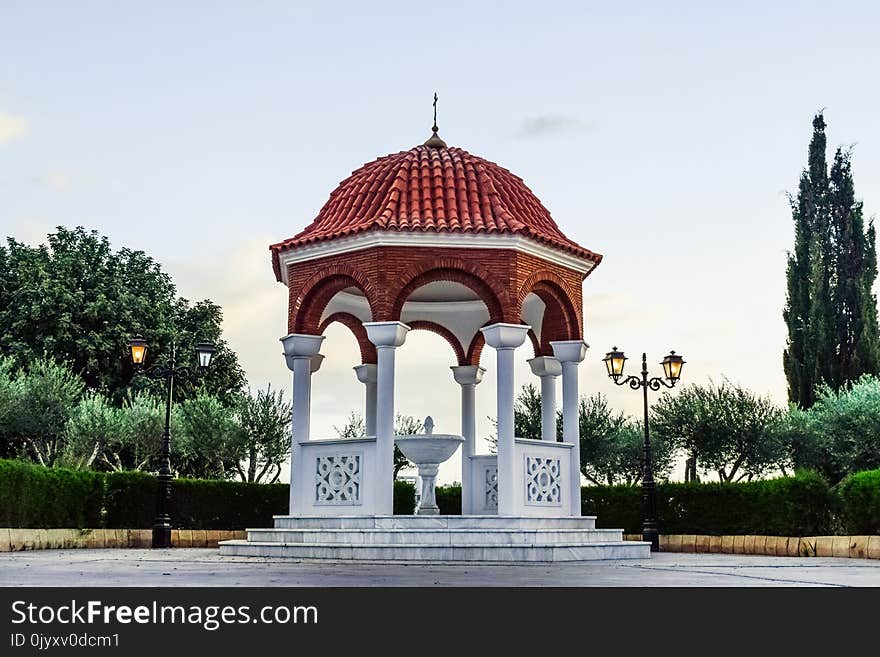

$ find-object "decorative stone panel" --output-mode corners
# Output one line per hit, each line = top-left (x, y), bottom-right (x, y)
(315, 454), (362, 505)
(524, 456), (562, 505)
(483, 466), (498, 511)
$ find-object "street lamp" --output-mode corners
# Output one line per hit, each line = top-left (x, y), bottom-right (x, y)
(128, 336), (215, 549)
(602, 347), (685, 552)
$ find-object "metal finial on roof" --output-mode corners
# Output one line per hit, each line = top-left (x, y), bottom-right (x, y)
(424, 92), (447, 149)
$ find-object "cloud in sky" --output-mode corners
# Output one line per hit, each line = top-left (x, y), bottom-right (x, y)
(0, 112), (29, 145)
(518, 115), (595, 138)
(34, 172), (76, 193)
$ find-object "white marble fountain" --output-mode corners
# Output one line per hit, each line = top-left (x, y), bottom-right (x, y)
(394, 417), (463, 515)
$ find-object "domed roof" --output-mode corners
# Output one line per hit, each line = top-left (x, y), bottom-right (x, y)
(271, 143), (600, 278)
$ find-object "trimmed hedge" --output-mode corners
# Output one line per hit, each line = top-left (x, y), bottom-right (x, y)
(2, 458), (875, 535)
(582, 470), (837, 535)
(837, 469), (880, 534)
(0, 459), (419, 529)
(435, 485), (461, 515)
(393, 480), (416, 515)
(104, 471), (156, 528)
(172, 479), (288, 530)
(0, 459), (104, 528)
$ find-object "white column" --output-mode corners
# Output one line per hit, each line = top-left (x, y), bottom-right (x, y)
(281, 333), (325, 515)
(551, 340), (588, 517)
(451, 365), (485, 515)
(353, 363), (378, 436)
(527, 356), (562, 441)
(481, 323), (531, 516)
(363, 321), (410, 515)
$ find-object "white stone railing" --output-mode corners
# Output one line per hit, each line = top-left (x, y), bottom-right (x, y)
(295, 437), (379, 516)
(467, 454), (498, 515)
(512, 438), (574, 517)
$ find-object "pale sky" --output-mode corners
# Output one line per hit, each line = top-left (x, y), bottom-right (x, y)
(3, 1), (879, 483)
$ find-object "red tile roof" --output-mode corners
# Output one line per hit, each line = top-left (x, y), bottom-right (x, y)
(271, 144), (600, 279)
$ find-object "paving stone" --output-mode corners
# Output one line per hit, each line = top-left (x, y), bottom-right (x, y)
(1, 550), (879, 587)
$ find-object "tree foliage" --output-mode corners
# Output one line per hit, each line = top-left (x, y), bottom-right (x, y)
(174, 392), (242, 480)
(501, 386), (673, 485)
(0, 226), (245, 404)
(334, 412), (421, 478)
(784, 114), (879, 408)
(11, 358), (85, 466)
(513, 383), (546, 441)
(651, 380), (787, 482)
(61, 392), (123, 470)
(577, 393), (673, 486)
(103, 393), (168, 472)
(234, 385), (291, 483)
(782, 375), (880, 484)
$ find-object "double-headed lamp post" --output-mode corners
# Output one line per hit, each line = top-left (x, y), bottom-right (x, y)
(129, 336), (216, 549)
(602, 347), (685, 552)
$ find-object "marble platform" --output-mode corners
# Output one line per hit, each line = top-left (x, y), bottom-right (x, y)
(219, 516), (651, 562)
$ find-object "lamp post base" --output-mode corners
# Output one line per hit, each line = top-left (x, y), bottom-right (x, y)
(642, 527), (659, 552)
(152, 521), (172, 549)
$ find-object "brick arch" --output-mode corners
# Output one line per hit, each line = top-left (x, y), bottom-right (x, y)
(518, 271), (581, 354)
(319, 312), (377, 364)
(466, 332), (485, 367)
(407, 321), (467, 365)
(527, 328), (540, 358)
(388, 259), (509, 322)
(292, 265), (378, 334)
(517, 269), (579, 308)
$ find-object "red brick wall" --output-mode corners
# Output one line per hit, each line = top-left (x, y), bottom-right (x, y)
(284, 245), (589, 363)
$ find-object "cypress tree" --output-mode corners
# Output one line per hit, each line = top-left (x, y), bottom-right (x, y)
(784, 114), (830, 408)
(829, 147), (880, 384)
(784, 113), (880, 407)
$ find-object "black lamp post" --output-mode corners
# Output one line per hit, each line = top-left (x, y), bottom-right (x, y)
(128, 336), (215, 549)
(602, 347), (685, 552)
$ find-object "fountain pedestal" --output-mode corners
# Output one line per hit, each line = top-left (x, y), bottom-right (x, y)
(414, 463), (440, 515)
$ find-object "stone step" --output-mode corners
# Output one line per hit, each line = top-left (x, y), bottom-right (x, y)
(246, 527), (623, 546)
(219, 540), (651, 562)
(271, 515), (597, 530)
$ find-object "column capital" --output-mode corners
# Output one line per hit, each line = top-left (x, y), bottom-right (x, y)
(284, 352), (325, 373)
(550, 340), (589, 363)
(450, 365), (485, 386)
(363, 321), (410, 348)
(353, 362), (378, 384)
(527, 356), (562, 377)
(281, 333), (324, 371)
(481, 322), (530, 350)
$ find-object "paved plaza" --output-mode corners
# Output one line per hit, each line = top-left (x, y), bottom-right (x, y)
(1, 549), (878, 587)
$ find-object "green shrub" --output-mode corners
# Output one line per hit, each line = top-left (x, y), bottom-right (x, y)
(393, 480), (416, 515)
(104, 470), (157, 528)
(435, 485), (461, 515)
(0, 458), (856, 535)
(0, 459), (103, 528)
(837, 469), (880, 534)
(582, 471), (836, 535)
(172, 478), (288, 529)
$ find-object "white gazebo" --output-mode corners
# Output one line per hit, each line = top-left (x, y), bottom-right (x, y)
(221, 124), (649, 562)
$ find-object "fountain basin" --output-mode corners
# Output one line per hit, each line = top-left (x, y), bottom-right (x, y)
(395, 434), (464, 465)
(395, 434), (464, 515)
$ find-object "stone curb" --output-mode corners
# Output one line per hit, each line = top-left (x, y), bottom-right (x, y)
(623, 534), (880, 559)
(0, 529), (246, 552)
